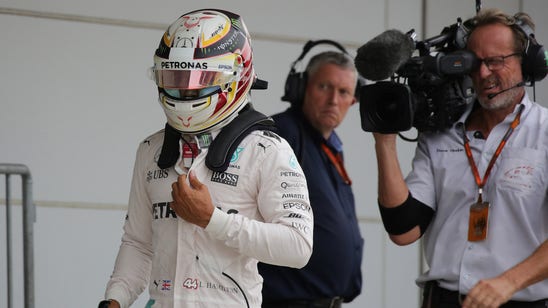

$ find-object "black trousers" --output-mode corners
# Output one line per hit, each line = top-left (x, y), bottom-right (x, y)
(422, 281), (548, 308)
(262, 297), (343, 308)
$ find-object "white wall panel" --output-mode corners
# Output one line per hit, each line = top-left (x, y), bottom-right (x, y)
(2, 0), (548, 307)
(0, 14), (164, 204)
(0, 0), (388, 46)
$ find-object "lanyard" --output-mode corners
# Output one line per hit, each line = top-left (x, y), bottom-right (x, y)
(321, 143), (352, 185)
(462, 104), (524, 201)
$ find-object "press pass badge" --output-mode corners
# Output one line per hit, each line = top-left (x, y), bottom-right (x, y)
(462, 105), (524, 242)
(468, 197), (490, 241)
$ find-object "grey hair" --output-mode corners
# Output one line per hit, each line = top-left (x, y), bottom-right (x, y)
(468, 8), (535, 54)
(305, 51), (358, 80)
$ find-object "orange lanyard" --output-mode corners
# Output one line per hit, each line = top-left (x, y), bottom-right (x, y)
(321, 143), (352, 185)
(462, 104), (524, 201)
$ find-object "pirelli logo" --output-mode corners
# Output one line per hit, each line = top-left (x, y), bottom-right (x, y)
(211, 171), (239, 187)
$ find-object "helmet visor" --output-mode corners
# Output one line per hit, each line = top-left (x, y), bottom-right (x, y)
(154, 69), (238, 89)
(153, 53), (242, 89)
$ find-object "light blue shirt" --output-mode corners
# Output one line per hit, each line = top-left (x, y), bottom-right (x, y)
(407, 93), (548, 301)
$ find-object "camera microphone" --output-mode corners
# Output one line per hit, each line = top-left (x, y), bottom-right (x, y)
(354, 29), (415, 81)
(487, 81), (525, 99)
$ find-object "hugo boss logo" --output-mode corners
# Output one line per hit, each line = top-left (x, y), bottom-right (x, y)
(210, 171), (239, 186)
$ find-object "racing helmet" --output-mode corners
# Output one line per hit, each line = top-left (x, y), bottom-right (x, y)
(152, 9), (256, 133)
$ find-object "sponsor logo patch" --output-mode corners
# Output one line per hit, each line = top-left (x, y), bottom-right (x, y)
(147, 169), (169, 182)
(153, 202), (177, 219)
(282, 201), (311, 212)
(211, 171), (239, 186)
(231, 147), (243, 163)
(282, 193), (306, 199)
(281, 181), (306, 189)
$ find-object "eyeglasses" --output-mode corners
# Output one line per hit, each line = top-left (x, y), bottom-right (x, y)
(474, 53), (521, 71)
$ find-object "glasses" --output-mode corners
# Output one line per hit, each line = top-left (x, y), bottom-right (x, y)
(474, 53), (521, 71)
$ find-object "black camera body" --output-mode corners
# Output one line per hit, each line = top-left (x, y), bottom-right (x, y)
(360, 19), (476, 133)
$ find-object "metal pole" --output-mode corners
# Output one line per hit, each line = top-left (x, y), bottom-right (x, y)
(22, 172), (35, 308)
(5, 174), (13, 308)
(0, 164), (35, 308)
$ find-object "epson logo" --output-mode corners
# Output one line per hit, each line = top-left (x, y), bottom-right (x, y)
(211, 171), (239, 187)
(160, 61), (208, 70)
(282, 201), (311, 212)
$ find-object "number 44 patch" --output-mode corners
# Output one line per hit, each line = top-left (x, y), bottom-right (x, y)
(183, 278), (199, 289)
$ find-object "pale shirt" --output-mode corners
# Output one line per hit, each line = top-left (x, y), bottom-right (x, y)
(407, 93), (548, 301)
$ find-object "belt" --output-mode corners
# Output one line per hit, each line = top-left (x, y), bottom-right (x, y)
(262, 297), (343, 308)
(423, 281), (548, 308)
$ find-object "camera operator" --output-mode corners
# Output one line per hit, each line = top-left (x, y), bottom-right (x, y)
(372, 8), (548, 308)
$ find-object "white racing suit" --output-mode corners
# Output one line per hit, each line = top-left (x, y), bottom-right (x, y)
(104, 128), (313, 308)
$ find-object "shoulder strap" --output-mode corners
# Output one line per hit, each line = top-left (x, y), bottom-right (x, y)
(157, 122), (181, 170)
(206, 104), (276, 172)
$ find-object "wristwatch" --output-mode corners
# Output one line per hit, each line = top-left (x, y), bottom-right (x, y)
(98, 300), (112, 308)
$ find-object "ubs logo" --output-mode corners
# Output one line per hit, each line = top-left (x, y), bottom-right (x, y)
(147, 169), (169, 182)
(211, 171), (239, 187)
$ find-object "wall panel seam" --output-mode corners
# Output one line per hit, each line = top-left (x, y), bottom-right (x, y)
(0, 7), (362, 48)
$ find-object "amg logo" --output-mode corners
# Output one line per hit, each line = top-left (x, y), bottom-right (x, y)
(211, 171), (239, 186)
(160, 61), (208, 70)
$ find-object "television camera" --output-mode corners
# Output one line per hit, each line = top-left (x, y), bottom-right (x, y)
(356, 18), (477, 135)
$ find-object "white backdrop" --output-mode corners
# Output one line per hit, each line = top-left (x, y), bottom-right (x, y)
(1, 0), (547, 307)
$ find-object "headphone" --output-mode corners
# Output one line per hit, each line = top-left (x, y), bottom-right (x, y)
(281, 39), (365, 105)
(513, 16), (548, 83)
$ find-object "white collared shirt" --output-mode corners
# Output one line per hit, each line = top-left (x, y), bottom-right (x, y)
(407, 93), (548, 300)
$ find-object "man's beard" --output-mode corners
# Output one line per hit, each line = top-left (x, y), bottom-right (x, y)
(478, 78), (523, 110)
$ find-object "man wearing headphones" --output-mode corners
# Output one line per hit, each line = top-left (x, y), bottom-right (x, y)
(259, 47), (364, 307)
(372, 8), (548, 308)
